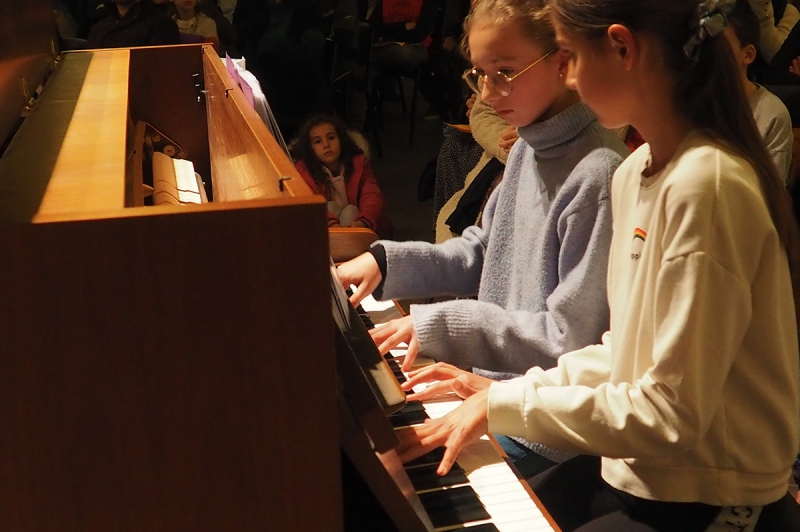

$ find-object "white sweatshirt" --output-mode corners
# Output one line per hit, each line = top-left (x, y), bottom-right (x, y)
(489, 133), (799, 506)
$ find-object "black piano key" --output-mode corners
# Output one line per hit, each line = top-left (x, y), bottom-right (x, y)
(359, 313), (375, 329)
(406, 463), (469, 492)
(398, 401), (425, 413)
(418, 486), (491, 529)
(403, 447), (446, 468)
(344, 288), (375, 328)
(389, 409), (429, 427)
(385, 361), (407, 383)
(389, 401), (427, 427)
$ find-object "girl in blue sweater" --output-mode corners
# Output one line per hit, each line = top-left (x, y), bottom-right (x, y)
(337, 0), (629, 477)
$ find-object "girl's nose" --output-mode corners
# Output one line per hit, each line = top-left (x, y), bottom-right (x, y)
(480, 81), (500, 107)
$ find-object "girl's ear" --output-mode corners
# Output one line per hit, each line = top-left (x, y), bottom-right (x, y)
(606, 23), (637, 69)
(554, 48), (571, 79)
(743, 43), (757, 67)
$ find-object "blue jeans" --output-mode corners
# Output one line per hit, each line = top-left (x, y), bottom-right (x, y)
(494, 434), (557, 479)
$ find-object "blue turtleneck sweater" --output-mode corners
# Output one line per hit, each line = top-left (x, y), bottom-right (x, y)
(377, 103), (628, 459)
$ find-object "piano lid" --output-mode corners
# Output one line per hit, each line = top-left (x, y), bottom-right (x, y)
(0, 0), (60, 154)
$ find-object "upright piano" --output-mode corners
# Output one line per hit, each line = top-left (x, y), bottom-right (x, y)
(0, 2), (337, 530)
(0, 2), (559, 530)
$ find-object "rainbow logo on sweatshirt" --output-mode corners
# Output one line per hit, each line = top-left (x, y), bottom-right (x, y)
(631, 228), (647, 260)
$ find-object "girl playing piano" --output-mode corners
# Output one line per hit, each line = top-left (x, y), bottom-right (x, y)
(397, 0), (800, 529)
(337, 0), (629, 477)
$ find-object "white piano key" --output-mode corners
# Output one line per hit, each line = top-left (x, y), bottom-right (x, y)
(358, 292), (397, 313)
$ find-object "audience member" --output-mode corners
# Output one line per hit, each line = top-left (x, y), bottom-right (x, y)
(749, 0), (799, 69)
(234, 0), (331, 139)
(53, 0), (80, 39)
(368, 0), (442, 99)
(434, 93), (512, 242)
(292, 114), (393, 238)
(727, 0), (794, 185)
(217, 0), (237, 22)
(172, 0), (219, 45)
(87, 0), (181, 48)
(196, 1), (238, 54)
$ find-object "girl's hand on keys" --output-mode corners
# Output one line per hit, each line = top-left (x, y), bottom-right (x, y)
(369, 315), (420, 371)
(336, 252), (381, 306)
(402, 362), (493, 401)
(397, 389), (490, 475)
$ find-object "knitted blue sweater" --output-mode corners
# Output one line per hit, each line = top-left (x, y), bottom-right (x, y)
(379, 102), (628, 461)
(381, 101), (627, 370)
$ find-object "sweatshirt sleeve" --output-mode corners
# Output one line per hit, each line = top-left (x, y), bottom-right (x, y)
(410, 174), (613, 375)
(749, 1), (800, 62)
(756, 94), (794, 186)
(377, 223), (489, 301)
(489, 254), (752, 457)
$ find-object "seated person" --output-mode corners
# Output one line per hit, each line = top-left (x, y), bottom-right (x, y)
(368, 0), (442, 96)
(292, 114), (393, 238)
(435, 93), (516, 242)
(172, 0), (219, 45)
(727, 0), (793, 185)
(87, 0), (181, 48)
(749, 0), (798, 71)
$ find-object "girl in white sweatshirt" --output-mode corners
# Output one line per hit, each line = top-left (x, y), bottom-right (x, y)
(397, 0), (800, 530)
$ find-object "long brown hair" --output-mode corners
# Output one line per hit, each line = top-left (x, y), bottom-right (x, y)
(551, 0), (800, 327)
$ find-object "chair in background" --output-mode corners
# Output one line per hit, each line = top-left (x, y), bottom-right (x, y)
(329, 227), (379, 262)
(364, 2), (445, 147)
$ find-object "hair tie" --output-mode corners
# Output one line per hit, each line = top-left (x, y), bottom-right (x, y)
(683, 0), (735, 61)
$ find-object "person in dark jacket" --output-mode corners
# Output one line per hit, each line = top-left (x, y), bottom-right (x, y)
(87, 0), (180, 48)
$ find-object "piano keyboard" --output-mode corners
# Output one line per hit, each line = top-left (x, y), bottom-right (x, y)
(355, 294), (559, 532)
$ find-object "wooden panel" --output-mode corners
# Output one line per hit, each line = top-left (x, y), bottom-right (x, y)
(0, 200), (341, 531)
(128, 45), (212, 190)
(0, 50), (130, 223)
(0, 0), (58, 149)
(36, 50), (130, 218)
(202, 50), (312, 201)
(329, 227), (379, 263)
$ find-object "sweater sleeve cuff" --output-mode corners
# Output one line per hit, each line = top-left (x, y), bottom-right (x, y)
(487, 379), (531, 438)
(369, 242), (388, 300)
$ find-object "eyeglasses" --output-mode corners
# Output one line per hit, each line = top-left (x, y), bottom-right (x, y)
(462, 49), (556, 97)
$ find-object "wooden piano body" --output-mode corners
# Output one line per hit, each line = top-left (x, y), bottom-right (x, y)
(0, 1), (340, 530)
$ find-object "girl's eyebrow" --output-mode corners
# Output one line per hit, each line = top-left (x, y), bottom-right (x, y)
(477, 54), (522, 67)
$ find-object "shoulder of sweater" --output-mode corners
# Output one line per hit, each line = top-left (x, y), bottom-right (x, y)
(661, 140), (765, 213)
(562, 138), (628, 193)
(550, 146), (628, 219)
(752, 86), (792, 125)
